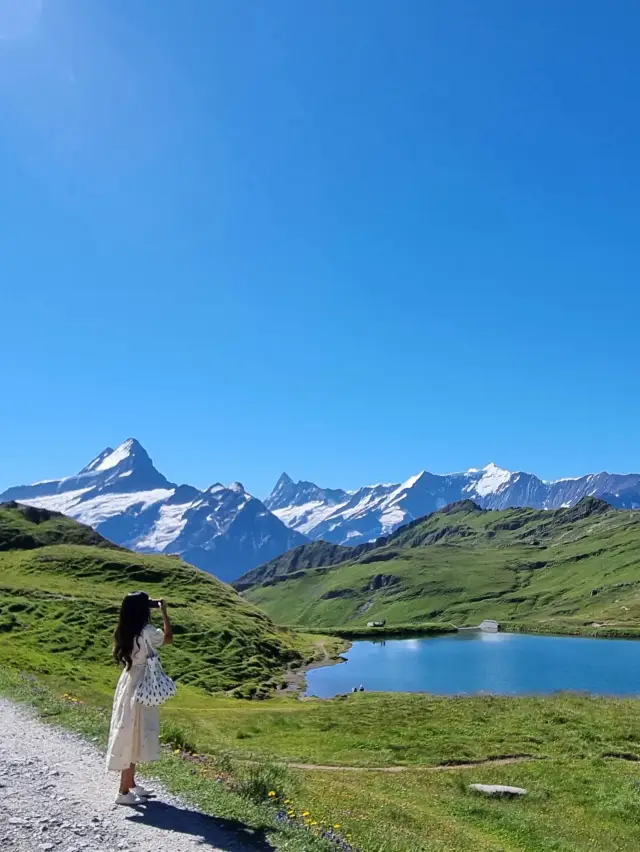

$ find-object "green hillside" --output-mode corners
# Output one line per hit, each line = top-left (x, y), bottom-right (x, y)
(234, 540), (352, 591)
(241, 498), (640, 631)
(0, 501), (308, 692)
(0, 500), (115, 550)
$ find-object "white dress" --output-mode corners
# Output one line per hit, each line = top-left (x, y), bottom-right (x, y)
(105, 624), (165, 772)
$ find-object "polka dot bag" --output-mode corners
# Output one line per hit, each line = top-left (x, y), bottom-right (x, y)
(134, 632), (176, 707)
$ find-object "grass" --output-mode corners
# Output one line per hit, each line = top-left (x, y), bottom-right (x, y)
(241, 499), (640, 633)
(295, 758), (640, 852)
(160, 691), (640, 769)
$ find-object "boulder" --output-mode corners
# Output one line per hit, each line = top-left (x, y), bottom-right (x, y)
(469, 784), (527, 797)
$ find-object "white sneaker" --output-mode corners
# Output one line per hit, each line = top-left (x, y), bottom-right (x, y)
(132, 785), (153, 798)
(115, 791), (139, 806)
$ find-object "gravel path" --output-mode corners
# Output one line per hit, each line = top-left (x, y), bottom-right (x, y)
(0, 699), (270, 852)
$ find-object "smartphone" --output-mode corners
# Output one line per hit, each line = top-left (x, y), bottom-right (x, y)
(148, 599), (162, 609)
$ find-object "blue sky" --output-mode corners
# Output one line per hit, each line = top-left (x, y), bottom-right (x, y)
(1, 0), (639, 497)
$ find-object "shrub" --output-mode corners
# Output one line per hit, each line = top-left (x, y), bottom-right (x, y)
(160, 720), (198, 753)
(235, 759), (299, 804)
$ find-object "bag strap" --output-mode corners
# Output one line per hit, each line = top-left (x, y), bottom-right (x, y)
(140, 628), (158, 660)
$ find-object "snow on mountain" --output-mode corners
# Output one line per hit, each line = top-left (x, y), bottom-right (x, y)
(89, 441), (138, 472)
(134, 503), (192, 551)
(464, 463), (512, 497)
(80, 447), (115, 474)
(20, 487), (176, 529)
(267, 464), (640, 545)
(264, 473), (353, 537)
(0, 439), (307, 582)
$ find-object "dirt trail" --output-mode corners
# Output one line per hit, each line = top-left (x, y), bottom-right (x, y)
(222, 753), (533, 774)
(286, 755), (534, 772)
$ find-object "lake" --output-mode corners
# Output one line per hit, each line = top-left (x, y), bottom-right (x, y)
(305, 631), (640, 698)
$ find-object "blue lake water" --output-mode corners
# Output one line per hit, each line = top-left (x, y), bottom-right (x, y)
(305, 631), (640, 698)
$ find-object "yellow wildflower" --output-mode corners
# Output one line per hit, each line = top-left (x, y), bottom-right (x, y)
(268, 791), (277, 797)
(333, 824), (341, 829)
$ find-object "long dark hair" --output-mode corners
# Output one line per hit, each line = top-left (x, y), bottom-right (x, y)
(114, 591), (151, 670)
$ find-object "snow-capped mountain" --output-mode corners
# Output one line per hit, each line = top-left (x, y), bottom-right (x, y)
(266, 463), (640, 546)
(0, 439), (307, 582)
(5, 443), (640, 572)
(264, 473), (352, 535)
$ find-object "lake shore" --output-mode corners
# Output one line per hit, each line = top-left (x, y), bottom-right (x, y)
(285, 638), (352, 693)
(296, 622), (458, 640)
(505, 620), (640, 639)
(295, 619), (640, 642)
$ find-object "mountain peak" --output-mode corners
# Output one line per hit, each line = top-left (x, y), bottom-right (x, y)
(467, 462), (512, 498)
(441, 499), (484, 515)
(401, 470), (428, 489)
(482, 462), (507, 473)
(264, 472), (350, 514)
(229, 481), (246, 493)
(79, 438), (150, 475)
(72, 438), (172, 493)
(265, 472), (300, 510)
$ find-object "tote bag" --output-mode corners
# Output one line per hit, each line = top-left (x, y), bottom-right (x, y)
(134, 632), (176, 707)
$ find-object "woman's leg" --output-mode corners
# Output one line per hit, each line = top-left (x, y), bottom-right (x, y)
(119, 764), (135, 794)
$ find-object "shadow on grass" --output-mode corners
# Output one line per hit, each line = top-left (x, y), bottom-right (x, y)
(126, 798), (274, 851)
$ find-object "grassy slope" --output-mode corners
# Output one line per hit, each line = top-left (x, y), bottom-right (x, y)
(234, 541), (353, 591)
(242, 499), (640, 630)
(0, 500), (115, 550)
(0, 502), (309, 693)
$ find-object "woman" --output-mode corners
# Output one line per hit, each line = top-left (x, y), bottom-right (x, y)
(106, 591), (173, 805)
